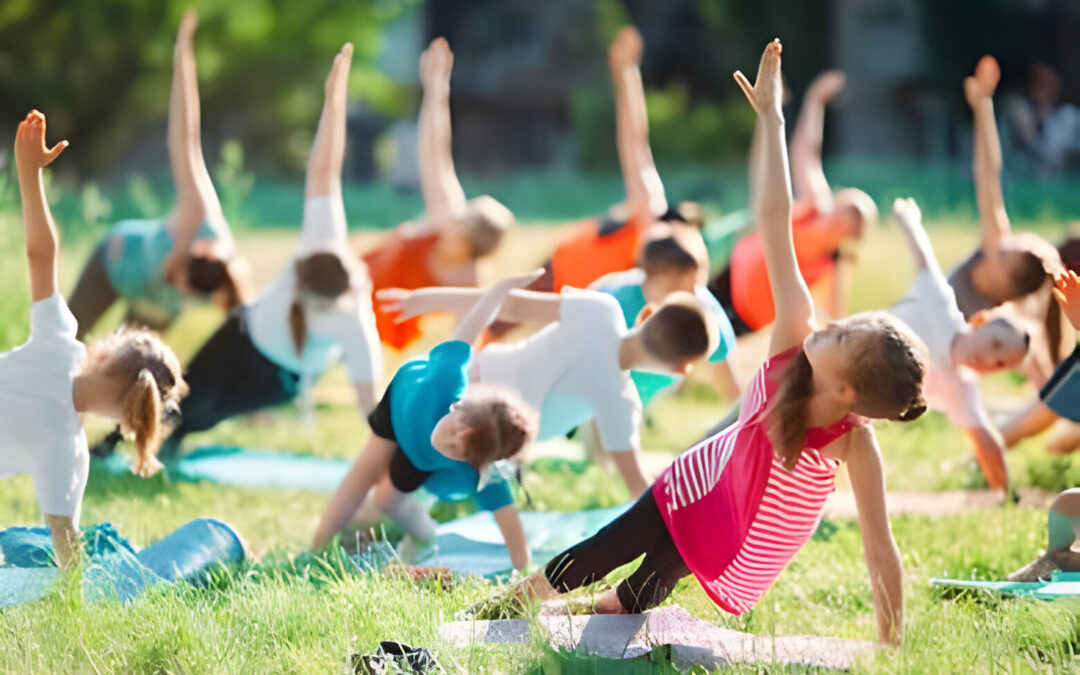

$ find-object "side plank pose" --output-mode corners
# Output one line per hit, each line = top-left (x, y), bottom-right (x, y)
(160, 43), (382, 457)
(68, 10), (249, 341)
(379, 283), (717, 498)
(1002, 271), (1080, 454)
(312, 271), (543, 569)
(3, 112), (187, 568)
(950, 55), (1067, 384)
(363, 37), (514, 351)
(887, 197), (1029, 490)
(510, 42), (927, 647)
(708, 69), (877, 335)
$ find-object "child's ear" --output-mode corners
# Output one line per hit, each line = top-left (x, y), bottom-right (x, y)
(969, 309), (990, 328)
(635, 304), (656, 326)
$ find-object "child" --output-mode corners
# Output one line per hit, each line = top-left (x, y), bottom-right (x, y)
(589, 224), (739, 403)
(312, 272), (542, 569)
(951, 56), (1067, 384)
(511, 42), (926, 647)
(380, 280), (719, 499)
(3, 111), (187, 568)
(888, 197), (1030, 489)
(158, 44), (382, 457)
(362, 37), (514, 351)
(67, 10), (249, 340)
(1001, 270), (1080, 454)
(708, 69), (877, 334)
(1008, 488), (1080, 582)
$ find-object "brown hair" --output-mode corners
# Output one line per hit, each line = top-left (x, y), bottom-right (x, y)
(453, 385), (538, 470)
(187, 254), (247, 311)
(460, 195), (514, 259)
(86, 327), (188, 476)
(767, 313), (927, 470)
(289, 252), (353, 354)
(657, 201), (705, 229)
(640, 292), (715, 366)
(640, 233), (701, 277)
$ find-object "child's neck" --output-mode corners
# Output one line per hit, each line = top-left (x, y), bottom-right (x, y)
(806, 389), (851, 429)
(618, 333), (648, 371)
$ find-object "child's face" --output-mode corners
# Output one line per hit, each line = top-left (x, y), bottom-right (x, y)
(963, 321), (1028, 372)
(430, 404), (468, 461)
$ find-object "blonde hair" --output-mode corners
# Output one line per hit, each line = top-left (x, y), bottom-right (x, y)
(460, 195), (514, 259)
(86, 328), (188, 476)
(833, 188), (879, 233)
(766, 312), (927, 470)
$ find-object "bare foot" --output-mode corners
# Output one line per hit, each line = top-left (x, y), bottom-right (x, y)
(609, 25), (643, 71)
(734, 39), (784, 122)
(964, 55), (1000, 108)
(806, 69), (846, 104)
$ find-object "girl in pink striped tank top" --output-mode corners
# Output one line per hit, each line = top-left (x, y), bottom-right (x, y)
(516, 40), (928, 647)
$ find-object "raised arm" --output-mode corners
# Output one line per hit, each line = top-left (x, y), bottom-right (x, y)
(965, 56), (1011, 257)
(305, 43), (353, 201)
(735, 40), (815, 355)
(610, 26), (667, 218)
(891, 198), (940, 274)
(451, 270), (547, 346)
(790, 70), (845, 212)
(417, 37), (467, 228)
(15, 111), (68, 303)
(377, 286), (563, 328)
(845, 426), (903, 646)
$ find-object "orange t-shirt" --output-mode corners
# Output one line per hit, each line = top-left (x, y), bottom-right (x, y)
(550, 209), (650, 292)
(730, 202), (851, 331)
(363, 231), (441, 350)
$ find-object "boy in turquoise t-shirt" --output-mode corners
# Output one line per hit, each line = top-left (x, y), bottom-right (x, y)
(591, 227), (739, 403)
(313, 271), (542, 570)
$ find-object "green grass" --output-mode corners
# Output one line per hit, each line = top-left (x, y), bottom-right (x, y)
(1, 196), (1080, 672)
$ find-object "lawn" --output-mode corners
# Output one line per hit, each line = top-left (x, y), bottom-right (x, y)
(0, 190), (1079, 673)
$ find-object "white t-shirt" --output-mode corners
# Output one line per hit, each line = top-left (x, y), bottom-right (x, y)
(0, 295), (88, 519)
(889, 269), (981, 428)
(476, 288), (642, 452)
(245, 195), (382, 384)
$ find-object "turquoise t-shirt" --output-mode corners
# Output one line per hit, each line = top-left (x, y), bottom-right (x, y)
(387, 340), (514, 512)
(595, 272), (736, 405)
(103, 218), (217, 319)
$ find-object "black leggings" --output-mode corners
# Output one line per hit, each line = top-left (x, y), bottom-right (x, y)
(163, 310), (300, 456)
(544, 490), (690, 613)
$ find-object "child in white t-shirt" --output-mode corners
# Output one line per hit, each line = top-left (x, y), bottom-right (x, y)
(888, 198), (1030, 489)
(379, 286), (717, 496)
(158, 44), (383, 457)
(4, 111), (187, 568)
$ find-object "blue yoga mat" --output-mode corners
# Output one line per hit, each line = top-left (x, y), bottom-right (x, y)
(0, 518), (245, 608)
(413, 504), (631, 578)
(95, 446), (353, 493)
(931, 572), (1080, 599)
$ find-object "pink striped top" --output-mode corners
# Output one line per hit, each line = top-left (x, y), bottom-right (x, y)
(653, 347), (864, 615)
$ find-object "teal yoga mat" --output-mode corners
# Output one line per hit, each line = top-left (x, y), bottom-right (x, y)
(414, 504), (631, 578)
(931, 572), (1080, 599)
(0, 518), (245, 608)
(94, 446), (353, 493)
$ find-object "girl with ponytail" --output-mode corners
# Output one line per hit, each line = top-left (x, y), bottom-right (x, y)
(67, 10), (251, 342)
(2, 111), (186, 569)
(157, 43), (382, 459)
(512, 42), (927, 648)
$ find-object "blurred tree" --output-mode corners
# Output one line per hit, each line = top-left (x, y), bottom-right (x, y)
(0, 0), (416, 176)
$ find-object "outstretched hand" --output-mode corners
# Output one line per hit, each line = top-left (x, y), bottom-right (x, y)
(174, 8), (197, 62)
(419, 37), (453, 90)
(1053, 269), (1080, 331)
(964, 55), (1000, 107)
(734, 39), (784, 122)
(14, 110), (68, 173)
(609, 25), (643, 71)
(375, 288), (425, 322)
(806, 69), (846, 105)
(491, 268), (546, 293)
(325, 42), (354, 99)
(891, 197), (922, 232)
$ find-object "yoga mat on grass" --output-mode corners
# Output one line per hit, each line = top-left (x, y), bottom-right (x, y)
(413, 505), (631, 578)
(94, 446), (353, 493)
(931, 572), (1080, 599)
(0, 518), (245, 608)
(440, 605), (874, 671)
